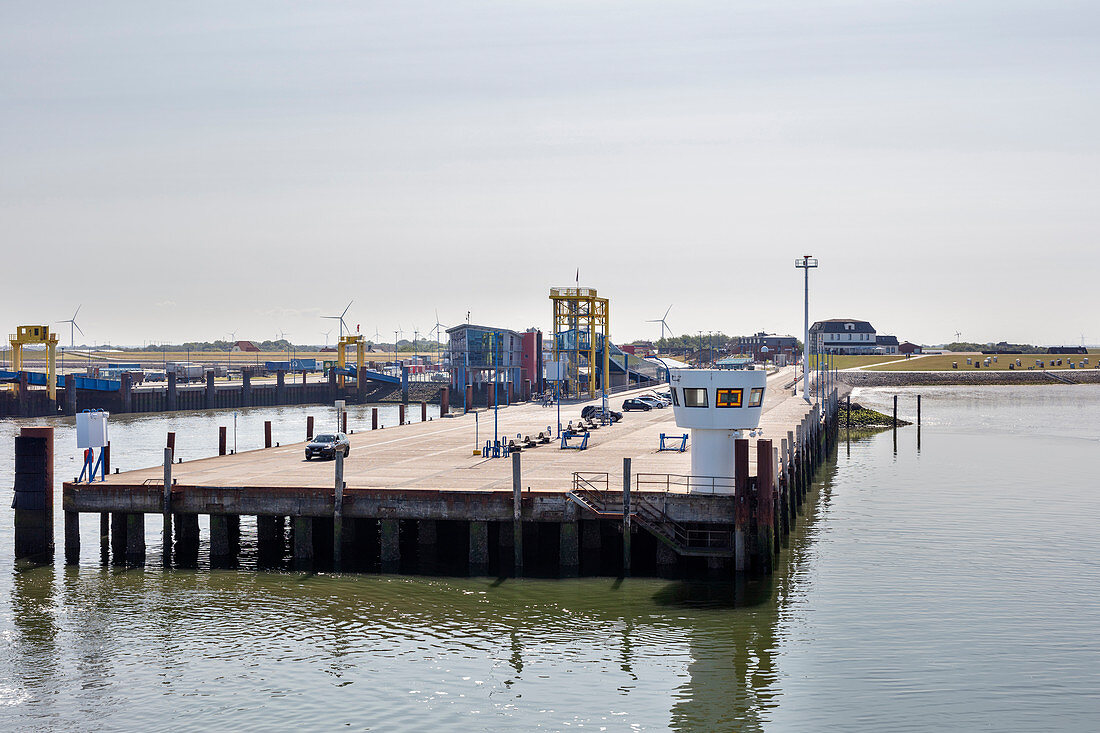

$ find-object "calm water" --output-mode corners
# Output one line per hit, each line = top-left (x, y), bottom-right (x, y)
(1, 389), (1098, 731)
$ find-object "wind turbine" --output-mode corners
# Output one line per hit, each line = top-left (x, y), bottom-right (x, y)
(954, 330), (962, 342)
(431, 310), (447, 364)
(57, 305), (84, 348)
(371, 325), (382, 341)
(322, 301), (353, 339)
(646, 305), (673, 341)
(321, 329), (332, 348)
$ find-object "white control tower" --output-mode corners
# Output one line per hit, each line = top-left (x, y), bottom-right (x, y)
(668, 368), (767, 493)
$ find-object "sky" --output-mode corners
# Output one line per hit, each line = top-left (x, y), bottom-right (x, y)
(2, 1), (1098, 348)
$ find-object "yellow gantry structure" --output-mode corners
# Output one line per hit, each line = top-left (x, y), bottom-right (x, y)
(9, 325), (59, 401)
(337, 334), (366, 388)
(549, 287), (610, 399)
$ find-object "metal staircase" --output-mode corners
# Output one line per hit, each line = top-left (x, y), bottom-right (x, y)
(567, 473), (733, 557)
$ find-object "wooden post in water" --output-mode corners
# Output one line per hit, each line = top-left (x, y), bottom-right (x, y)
(893, 395), (898, 429)
(734, 438), (750, 573)
(341, 411), (348, 433)
(264, 421), (272, 448)
(755, 439), (775, 574)
(218, 426), (227, 456)
(512, 451), (523, 574)
(622, 457), (632, 577)
(167, 431), (176, 453)
(333, 450), (344, 570)
(421, 401), (427, 423)
(163, 447), (173, 562)
(917, 394), (922, 427)
(846, 394), (851, 431)
(399, 403), (406, 425)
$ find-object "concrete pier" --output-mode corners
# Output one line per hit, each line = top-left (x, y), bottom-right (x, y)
(54, 369), (837, 579)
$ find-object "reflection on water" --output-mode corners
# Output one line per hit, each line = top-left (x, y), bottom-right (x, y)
(1, 389), (1098, 729)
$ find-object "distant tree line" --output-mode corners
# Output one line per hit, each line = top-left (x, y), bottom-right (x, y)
(944, 341), (1044, 353)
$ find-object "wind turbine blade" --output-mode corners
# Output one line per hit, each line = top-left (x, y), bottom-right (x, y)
(75, 323), (85, 336)
(342, 301), (353, 318)
(663, 304), (672, 319)
(73, 304), (82, 319)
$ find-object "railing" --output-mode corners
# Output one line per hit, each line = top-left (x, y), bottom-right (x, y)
(634, 473), (736, 495)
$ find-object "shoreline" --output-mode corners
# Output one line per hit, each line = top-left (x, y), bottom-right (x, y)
(838, 369), (1100, 388)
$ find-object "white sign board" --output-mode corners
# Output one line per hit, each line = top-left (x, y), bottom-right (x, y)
(76, 411), (109, 449)
(545, 359), (567, 382)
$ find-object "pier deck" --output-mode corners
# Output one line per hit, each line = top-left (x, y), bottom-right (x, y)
(78, 368), (806, 494)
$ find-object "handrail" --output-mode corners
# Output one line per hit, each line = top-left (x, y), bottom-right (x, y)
(634, 473), (736, 495)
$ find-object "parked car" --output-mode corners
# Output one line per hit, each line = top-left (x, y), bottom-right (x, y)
(582, 405), (623, 423)
(622, 398), (652, 412)
(305, 433), (350, 461)
(636, 395), (667, 409)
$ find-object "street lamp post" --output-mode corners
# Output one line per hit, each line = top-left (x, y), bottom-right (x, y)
(794, 255), (819, 403)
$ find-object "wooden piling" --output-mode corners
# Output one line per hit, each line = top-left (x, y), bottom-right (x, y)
(917, 394), (922, 427)
(421, 401), (427, 423)
(163, 448), (173, 561)
(167, 431), (176, 452)
(380, 519), (400, 573)
(342, 411), (348, 434)
(399, 404), (406, 425)
(125, 513), (145, 563)
(306, 415), (314, 440)
(559, 521), (579, 577)
(893, 395), (898, 429)
(293, 517), (313, 569)
(734, 438), (750, 573)
(264, 421), (272, 448)
(372, 408), (378, 430)
(218, 426), (227, 456)
(755, 440), (775, 574)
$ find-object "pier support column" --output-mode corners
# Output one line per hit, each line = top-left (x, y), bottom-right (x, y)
(380, 519), (400, 573)
(468, 521), (489, 576)
(242, 371), (251, 406)
(99, 512), (110, 558)
(13, 428), (54, 560)
(257, 515), (283, 562)
(656, 542), (678, 579)
(210, 515), (231, 562)
(125, 513), (145, 563)
(227, 515), (241, 556)
(110, 512), (126, 563)
(417, 520), (437, 572)
(512, 452), (523, 575)
(734, 438), (750, 573)
(205, 370), (216, 409)
(559, 522), (579, 578)
(173, 514), (199, 566)
(64, 511), (80, 564)
(622, 457), (632, 577)
(497, 520), (513, 572)
(293, 517), (314, 570)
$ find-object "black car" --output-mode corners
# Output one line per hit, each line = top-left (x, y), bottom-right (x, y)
(581, 405), (623, 423)
(305, 433), (350, 460)
(622, 398), (652, 412)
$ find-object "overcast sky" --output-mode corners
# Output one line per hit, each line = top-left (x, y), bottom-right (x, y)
(2, 1), (1097, 347)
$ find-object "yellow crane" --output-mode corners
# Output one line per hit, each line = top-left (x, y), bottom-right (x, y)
(9, 325), (59, 401)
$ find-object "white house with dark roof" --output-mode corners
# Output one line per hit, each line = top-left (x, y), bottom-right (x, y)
(809, 319), (878, 355)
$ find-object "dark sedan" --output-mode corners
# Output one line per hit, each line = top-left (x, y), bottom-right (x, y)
(305, 433), (350, 460)
(582, 405), (623, 423)
(622, 398), (652, 412)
